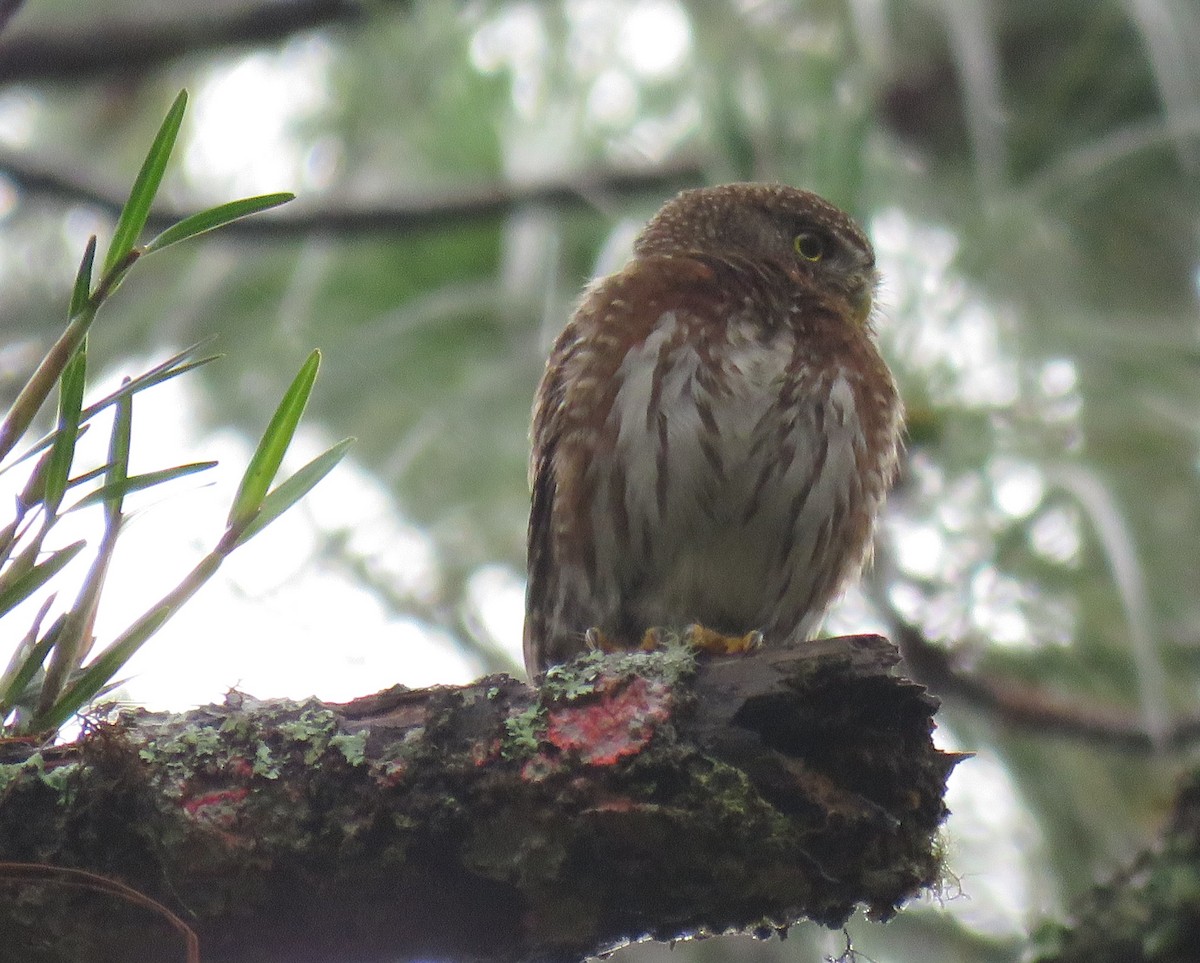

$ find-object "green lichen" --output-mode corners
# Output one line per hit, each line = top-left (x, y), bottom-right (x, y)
(272, 706), (344, 764)
(219, 713), (251, 738)
(177, 725), (225, 758)
(503, 704), (546, 760)
(538, 635), (698, 703)
(540, 651), (606, 701)
(633, 632), (699, 684)
(329, 731), (367, 766)
(131, 712), (238, 790)
(289, 706), (338, 730)
(0, 752), (78, 794)
(275, 707), (337, 744)
(253, 742), (282, 779)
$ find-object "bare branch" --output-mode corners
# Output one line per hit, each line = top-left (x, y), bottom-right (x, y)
(891, 618), (1200, 752)
(0, 150), (707, 238)
(0, 0), (365, 84)
(0, 0), (25, 37)
(862, 538), (1200, 752)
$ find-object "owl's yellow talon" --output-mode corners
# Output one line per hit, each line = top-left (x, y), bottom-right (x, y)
(585, 627), (623, 653)
(638, 627), (664, 651)
(685, 624), (764, 655)
(586, 625), (762, 658)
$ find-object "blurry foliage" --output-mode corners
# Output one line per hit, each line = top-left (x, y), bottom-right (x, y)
(0, 0), (1198, 961)
(0, 90), (347, 737)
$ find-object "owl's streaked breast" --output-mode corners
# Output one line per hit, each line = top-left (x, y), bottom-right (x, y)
(590, 302), (868, 639)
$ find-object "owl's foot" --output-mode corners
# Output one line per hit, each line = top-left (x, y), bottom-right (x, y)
(586, 626), (671, 653)
(586, 625), (763, 657)
(683, 624), (764, 655)
(638, 627), (667, 651)
(584, 627), (625, 653)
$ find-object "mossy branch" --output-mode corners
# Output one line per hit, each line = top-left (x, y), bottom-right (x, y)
(0, 634), (961, 963)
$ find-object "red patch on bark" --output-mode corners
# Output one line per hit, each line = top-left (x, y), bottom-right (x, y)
(472, 738), (501, 767)
(182, 787), (249, 818)
(520, 753), (560, 782)
(545, 676), (671, 766)
(375, 760), (407, 786)
(226, 756), (254, 779)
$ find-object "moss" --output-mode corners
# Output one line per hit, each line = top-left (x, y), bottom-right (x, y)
(1, 636), (958, 961)
(176, 725), (225, 758)
(539, 637), (698, 704)
(253, 741), (283, 779)
(329, 731), (367, 766)
(502, 704), (545, 759)
(275, 706), (338, 743)
(0, 753), (78, 794)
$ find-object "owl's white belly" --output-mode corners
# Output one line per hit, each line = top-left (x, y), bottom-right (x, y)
(592, 311), (866, 640)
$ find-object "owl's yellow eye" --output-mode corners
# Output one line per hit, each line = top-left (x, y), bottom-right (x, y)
(793, 231), (825, 262)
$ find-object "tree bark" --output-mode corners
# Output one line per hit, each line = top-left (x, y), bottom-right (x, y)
(0, 634), (961, 963)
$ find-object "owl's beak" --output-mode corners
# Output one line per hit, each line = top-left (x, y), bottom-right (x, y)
(850, 284), (873, 326)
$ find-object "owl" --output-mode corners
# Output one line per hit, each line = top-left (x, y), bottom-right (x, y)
(524, 183), (902, 676)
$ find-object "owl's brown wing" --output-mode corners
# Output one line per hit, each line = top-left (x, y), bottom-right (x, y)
(523, 257), (732, 676)
(523, 326), (572, 676)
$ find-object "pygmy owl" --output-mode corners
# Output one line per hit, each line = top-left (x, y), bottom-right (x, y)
(524, 183), (902, 676)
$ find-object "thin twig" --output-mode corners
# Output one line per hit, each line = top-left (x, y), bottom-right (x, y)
(0, 862), (199, 963)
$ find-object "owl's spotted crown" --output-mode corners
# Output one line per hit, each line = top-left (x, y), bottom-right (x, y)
(633, 183), (874, 269)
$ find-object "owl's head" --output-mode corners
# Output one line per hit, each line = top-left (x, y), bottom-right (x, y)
(633, 183), (877, 323)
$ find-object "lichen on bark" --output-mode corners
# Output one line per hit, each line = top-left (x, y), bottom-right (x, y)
(0, 634), (960, 963)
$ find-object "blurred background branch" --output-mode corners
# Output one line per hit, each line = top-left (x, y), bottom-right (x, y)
(894, 617), (1200, 752)
(0, 0), (23, 36)
(0, 150), (706, 236)
(0, 0), (366, 82)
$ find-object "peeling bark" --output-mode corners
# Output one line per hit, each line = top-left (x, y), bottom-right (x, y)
(0, 634), (962, 963)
